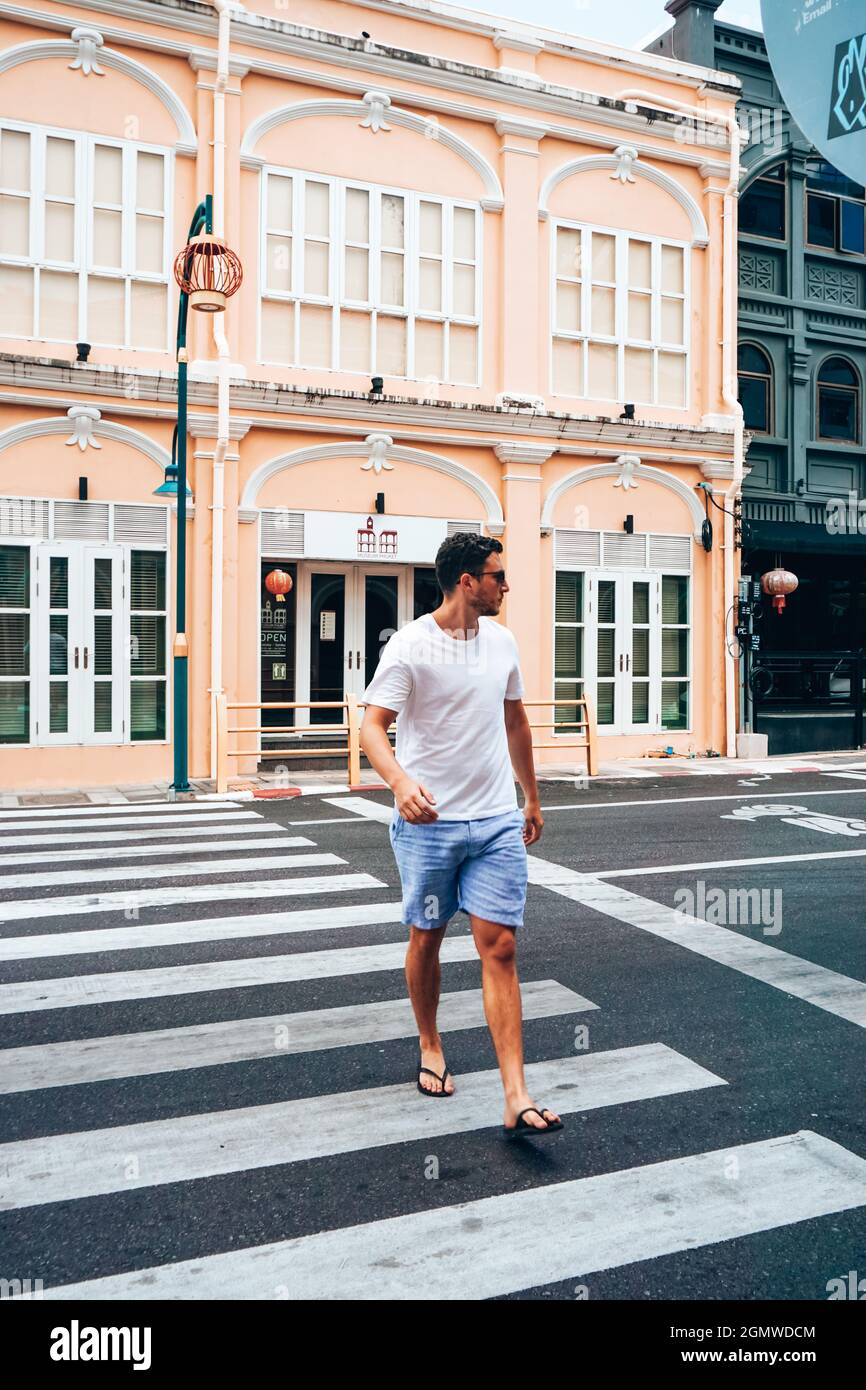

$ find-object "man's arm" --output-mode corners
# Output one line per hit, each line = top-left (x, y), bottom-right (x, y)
(504, 698), (543, 845)
(359, 705), (438, 822)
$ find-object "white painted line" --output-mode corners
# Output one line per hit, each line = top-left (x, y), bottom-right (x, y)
(0, 873), (386, 923)
(0, 811), (266, 834)
(0, 851), (341, 892)
(0, 823), (284, 850)
(822, 772), (866, 782)
(0, 836), (314, 869)
(527, 856), (866, 1029)
(595, 848), (866, 879)
(0, 801), (248, 821)
(0, 902), (405, 963)
(0, 1045), (724, 1210)
(539, 786), (866, 815)
(40, 1130), (866, 1301)
(325, 796), (392, 822)
(0, 935), (472, 1014)
(287, 816), (370, 826)
(0, 981), (596, 1092)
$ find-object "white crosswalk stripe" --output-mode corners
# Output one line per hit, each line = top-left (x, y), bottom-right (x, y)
(0, 871), (385, 921)
(0, 1046), (725, 1210)
(35, 1130), (866, 1301)
(0, 981), (596, 1092)
(0, 849), (337, 890)
(2, 795), (864, 1301)
(0, 835), (313, 869)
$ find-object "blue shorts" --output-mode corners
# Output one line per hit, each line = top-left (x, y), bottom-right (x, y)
(388, 808), (528, 930)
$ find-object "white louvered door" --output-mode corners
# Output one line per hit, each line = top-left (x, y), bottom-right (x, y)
(586, 570), (659, 735)
(83, 546), (124, 743)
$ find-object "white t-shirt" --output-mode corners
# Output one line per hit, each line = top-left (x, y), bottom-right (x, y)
(362, 612), (525, 820)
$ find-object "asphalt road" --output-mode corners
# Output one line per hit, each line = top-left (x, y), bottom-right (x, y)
(1, 766), (865, 1301)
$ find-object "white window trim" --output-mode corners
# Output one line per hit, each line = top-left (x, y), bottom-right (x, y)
(0, 119), (173, 352)
(259, 166), (483, 388)
(550, 219), (690, 410)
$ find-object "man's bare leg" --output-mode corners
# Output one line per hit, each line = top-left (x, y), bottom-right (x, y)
(405, 924), (455, 1094)
(470, 914), (561, 1130)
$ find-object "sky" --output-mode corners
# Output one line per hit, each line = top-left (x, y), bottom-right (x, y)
(447, 0), (763, 48)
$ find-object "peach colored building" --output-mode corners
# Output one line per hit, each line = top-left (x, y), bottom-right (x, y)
(0, 0), (745, 790)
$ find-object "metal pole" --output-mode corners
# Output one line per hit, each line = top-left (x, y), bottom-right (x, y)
(171, 198), (210, 794)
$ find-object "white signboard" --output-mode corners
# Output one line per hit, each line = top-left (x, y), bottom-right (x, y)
(303, 511), (455, 564)
(319, 610), (336, 641)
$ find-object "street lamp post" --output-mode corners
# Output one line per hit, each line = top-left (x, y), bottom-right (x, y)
(160, 196), (242, 794)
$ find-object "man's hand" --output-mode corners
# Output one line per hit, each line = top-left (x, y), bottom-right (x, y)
(522, 799), (543, 846)
(395, 775), (438, 823)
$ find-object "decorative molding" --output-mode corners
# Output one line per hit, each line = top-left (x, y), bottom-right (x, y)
(806, 264), (859, 308)
(187, 48), (251, 78)
(241, 97), (504, 210)
(360, 90), (392, 132)
(0, 410), (171, 474)
(539, 152), (710, 247)
(739, 250), (774, 292)
(360, 432), (394, 473)
(0, 38), (197, 154)
(493, 30), (543, 55)
(65, 405), (102, 451)
(613, 452), (640, 489)
(187, 415), (253, 441)
(494, 117), (547, 141)
(541, 460), (705, 538)
(610, 144), (638, 185)
(68, 26), (104, 76)
(494, 442), (556, 464)
(240, 440), (505, 528)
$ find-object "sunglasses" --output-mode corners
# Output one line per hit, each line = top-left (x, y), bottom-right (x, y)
(473, 568), (507, 584)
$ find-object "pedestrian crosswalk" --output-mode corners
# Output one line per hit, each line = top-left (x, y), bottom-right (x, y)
(1, 795), (864, 1300)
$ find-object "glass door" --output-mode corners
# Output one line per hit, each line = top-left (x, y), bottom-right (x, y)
(83, 546), (124, 743)
(308, 569), (347, 723)
(355, 568), (399, 695)
(35, 545), (77, 744)
(592, 574), (619, 728)
(624, 574), (654, 734)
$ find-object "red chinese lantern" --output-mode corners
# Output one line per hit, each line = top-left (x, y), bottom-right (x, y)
(174, 233), (243, 312)
(761, 567), (798, 614)
(264, 568), (293, 603)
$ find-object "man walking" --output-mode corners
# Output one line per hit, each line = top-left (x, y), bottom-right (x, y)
(360, 533), (563, 1138)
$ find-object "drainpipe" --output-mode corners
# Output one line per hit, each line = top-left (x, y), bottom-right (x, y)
(205, 0), (232, 779)
(615, 89), (745, 757)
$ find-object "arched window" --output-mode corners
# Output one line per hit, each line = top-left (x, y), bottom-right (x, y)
(817, 357), (860, 442)
(740, 163), (786, 241)
(738, 343), (773, 433)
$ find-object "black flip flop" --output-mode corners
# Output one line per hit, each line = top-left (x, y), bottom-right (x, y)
(417, 1055), (453, 1097)
(503, 1106), (564, 1140)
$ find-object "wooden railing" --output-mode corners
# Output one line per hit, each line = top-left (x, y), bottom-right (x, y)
(215, 693), (597, 793)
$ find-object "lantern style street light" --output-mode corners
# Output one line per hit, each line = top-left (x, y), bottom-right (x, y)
(158, 196), (242, 794)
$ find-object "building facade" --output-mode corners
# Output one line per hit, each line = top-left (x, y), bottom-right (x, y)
(649, 0), (866, 752)
(0, 0), (742, 789)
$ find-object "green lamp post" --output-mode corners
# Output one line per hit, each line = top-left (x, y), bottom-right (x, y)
(158, 196), (243, 794)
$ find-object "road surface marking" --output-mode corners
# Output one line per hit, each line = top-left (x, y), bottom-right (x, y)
(0, 801), (248, 821)
(595, 848), (866, 877)
(0, 811), (265, 834)
(527, 856), (866, 1029)
(0, 1045), (724, 1210)
(0, 851), (337, 891)
(326, 796), (392, 822)
(0, 836), (314, 869)
(0, 981), (596, 1092)
(0, 873), (386, 923)
(37, 1130), (866, 1300)
(0, 935), (473, 1014)
(0, 902), (406, 962)
(0, 823), (283, 849)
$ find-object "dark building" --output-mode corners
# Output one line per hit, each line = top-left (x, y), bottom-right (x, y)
(648, 0), (866, 753)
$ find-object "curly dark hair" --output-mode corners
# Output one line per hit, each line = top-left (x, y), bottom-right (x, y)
(434, 533), (503, 593)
